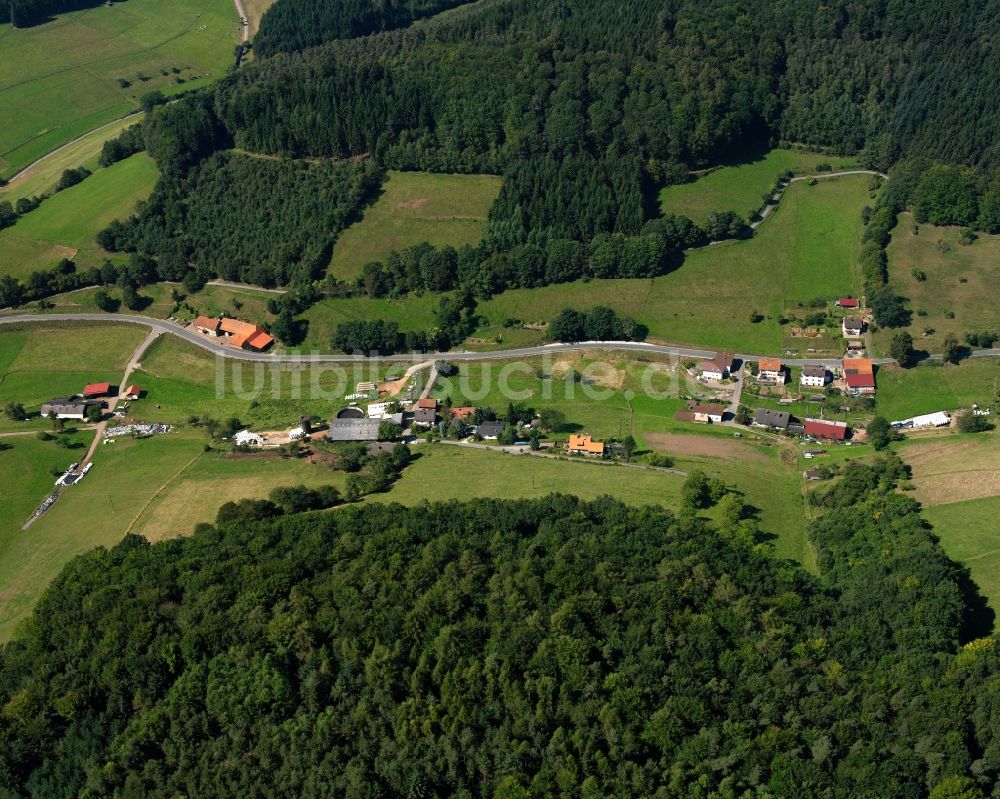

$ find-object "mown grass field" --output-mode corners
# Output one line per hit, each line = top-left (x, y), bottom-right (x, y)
(0, 0), (239, 178)
(922, 496), (1000, 616)
(305, 174), (870, 354)
(877, 213), (1000, 354)
(0, 153), (158, 278)
(658, 148), (858, 225)
(0, 115), (139, 203)
(0, 322), (148, 428)
(896, 428), (1000, 624)
(327, 170), (501, 281)
(875, 358), (1000, 420)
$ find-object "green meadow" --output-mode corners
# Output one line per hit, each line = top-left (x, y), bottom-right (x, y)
(876, 213), (1000, 355)
(327, 170), (501, 281)
(0, 0), (239, 178)
(875, 359), (1000, 420)
(0, 114), (139, 203)
(0, 321), (148, 428)
(658, 148), (858, 225)
(0, 152), (158, 278)
(305, 173), (870, 354)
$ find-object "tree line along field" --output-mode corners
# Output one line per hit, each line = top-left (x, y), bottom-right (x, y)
(657, 147), (858, 225)
(0, 152), (158, 279)
(0, 0), (240, 179)
(873, 212), (1000, 355)
(896, 430), (1000, 617)
(874, 358), (1000, 421)
(326, 170), (501, 281)
(303, 173), (869, 353)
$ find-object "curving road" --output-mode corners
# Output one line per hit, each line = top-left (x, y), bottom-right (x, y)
(0, 311), (923, 366)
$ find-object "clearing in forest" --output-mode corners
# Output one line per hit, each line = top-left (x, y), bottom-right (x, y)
(326, 170), (501, 281)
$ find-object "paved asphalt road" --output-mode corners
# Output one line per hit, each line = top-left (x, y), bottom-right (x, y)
(1, 312), (997, 366)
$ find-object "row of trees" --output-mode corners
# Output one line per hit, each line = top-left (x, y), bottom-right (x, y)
(547, 306), (647, 343)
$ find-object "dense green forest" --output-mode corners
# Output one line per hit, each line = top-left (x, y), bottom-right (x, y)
(0, 457), (997, 797)
(78, 0), (1000, 302)
(254, 0), (472, 57)
(100, 146), (382, 288)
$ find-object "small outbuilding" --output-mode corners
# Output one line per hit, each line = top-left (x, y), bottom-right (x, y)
(327, 418), (380, 442)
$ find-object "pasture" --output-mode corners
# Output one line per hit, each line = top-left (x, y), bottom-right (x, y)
(0, 322), (148, 428)
(922, 496), (1000, 618)
(0, 0), (239, 178)
(326, 170), (500, 281)
(658, 148), (858, 225)
(897, 429), (1000, 625)
(0, 153), (158, 278)
(0, 115), (139, 203)
(878, 213), (1000, 355)
(305, 174), (870, 354)
(875, 358), (1000, 420)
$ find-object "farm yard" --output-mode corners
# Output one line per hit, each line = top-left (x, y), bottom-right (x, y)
(0, 0), (240, 178)
(0, 153), (158, 278)
(657, 147), (858, 225)
(326, 170), (501, 281)
(0, 321), (148, 429)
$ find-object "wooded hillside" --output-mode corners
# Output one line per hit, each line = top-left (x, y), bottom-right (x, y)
(0, 459), (997, 797)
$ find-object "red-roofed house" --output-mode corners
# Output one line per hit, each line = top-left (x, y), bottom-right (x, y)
(804, 418), (849, 440)
(124, 385), (142, 400)
(194, 316), (221, 336)
(836, 297), (860, 309)
(758, 358), (784, 384)
(82, 382), (112, 399)
(842, 358), (876, 396)
(218, 318), (274, 352)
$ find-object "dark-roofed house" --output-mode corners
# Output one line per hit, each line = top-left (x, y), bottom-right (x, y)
(842, 317), (864, 337)
(477, 420), (504, 439)
(804, 418), (849, 440)
(800, 364), (829, 387)
(753, 408), (791, 430)
(803, 469), (825, 481)
(327, 418), (380, 442)
(41, 398), (100, 420)
(698, 352), (736, 381)
(413, 398), (438, 426)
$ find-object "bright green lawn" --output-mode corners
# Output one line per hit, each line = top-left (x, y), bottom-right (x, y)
(923, 496), (1000, 620)
(327, 170), (501, 281)
(876, 359), (1000, 420)
(304, 174), (870, 354)
(658, 148), (859, 225)
(0, 0), (239, 178)
(0, 153), (158, 278)
(0, 114), (138, 203)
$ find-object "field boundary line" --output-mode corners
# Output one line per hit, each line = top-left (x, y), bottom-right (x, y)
(125, 449), (206, 534)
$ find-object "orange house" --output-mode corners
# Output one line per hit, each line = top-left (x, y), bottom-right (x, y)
(219, 318), (274, 352)
(567, 434), (606, 455)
